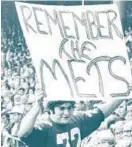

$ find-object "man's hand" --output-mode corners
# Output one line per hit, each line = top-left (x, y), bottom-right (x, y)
(35, 89), (44, 107)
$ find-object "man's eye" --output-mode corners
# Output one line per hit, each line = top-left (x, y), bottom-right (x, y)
(68, 106), (74, 110)
(60, 107), (65, 111)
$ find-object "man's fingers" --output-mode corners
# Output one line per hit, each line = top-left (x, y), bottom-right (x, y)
(35, 90), (44, 101)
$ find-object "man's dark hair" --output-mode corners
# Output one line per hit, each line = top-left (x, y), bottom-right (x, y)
(19, 87), (25, 92)
(47, 101), (75, 112)
(127, 99), (132, 106)
(2, 113), (10, 121)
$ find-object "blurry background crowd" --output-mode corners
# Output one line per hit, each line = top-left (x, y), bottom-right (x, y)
(1, 1), (132, 147)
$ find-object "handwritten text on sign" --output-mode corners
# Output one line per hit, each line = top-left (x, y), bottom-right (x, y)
(15, 3), (132, 99)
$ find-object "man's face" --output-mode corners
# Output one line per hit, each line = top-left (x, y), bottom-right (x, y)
(115, 102), (127, 118)
(25, 103), (33, 112)
(9, 113), (15, 124)
(126, 104), (132, 120)
(18, 89), (24, 96)
(115, 139), (132, 147)
(75, 101), (86, 111)
(123, 125), (132, 138)
(2, 115), (9, 124)
(114, 127), (123, 141)
(10, 113), (22, 123)
(50, 103), (74, 124)
(98, 141), (114, 147)
(8, 69), (12, 77)
(28, 89), (34, 95)
(14, 95), (21, 105)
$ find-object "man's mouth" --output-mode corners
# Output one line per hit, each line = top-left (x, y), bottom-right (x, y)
(62, 117), (69, 119)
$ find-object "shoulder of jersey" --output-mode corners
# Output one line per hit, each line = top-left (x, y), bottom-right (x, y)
(74, 109), (99, 118)
(34, 119), (52, 130)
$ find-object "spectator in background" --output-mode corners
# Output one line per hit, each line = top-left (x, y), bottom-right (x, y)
(28, 66), (36, 78)
(75, 101), (87, 111)
(115, 139), (132, 147)
(1, 113), (11, 134)
(112, 121), (124, 143)
(20, 64), (31, 79)
(8, 72), (20, 91)
(24, 92), (36, 114)
(123, 121), (132, 139)
(126, 41), (132, 59)
(1, 113), (12, 147)
(115, 101), (127, 119)
(126, 100), (132, 121)
(14, 88), (27, 106)
(115, 121), (132, 147)
(13, 94), (22, 106)
(20, 79), (29, 94)
(1, 46), (8, 69)
(1, 96), (13, 116)
(28, 77), (36, 93)
(97, 129), (115, 147)
(1, 83), (12, 98)
(103, 101), (127, 130)
(8, 106), (24, 136)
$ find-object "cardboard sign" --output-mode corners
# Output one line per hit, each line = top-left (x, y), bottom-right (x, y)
(15, 2), (132, 99)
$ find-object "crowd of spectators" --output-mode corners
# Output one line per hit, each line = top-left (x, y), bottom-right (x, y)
(1, 99), (132, 147)
(80, 100), (132, 147)
(1, 1), (132, 147)
(123, 1), (132, 61)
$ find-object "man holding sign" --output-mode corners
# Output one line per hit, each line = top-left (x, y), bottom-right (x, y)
(16, 90), (125, 147)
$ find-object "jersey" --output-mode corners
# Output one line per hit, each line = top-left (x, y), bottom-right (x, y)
(21, 108), (104, 147)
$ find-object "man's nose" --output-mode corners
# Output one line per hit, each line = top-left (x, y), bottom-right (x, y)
(63, 109), (70, 115)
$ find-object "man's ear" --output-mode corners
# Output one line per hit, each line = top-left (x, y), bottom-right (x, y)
(49, 109), (55, 114)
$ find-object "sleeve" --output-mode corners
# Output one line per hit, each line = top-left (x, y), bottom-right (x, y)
(80, 108), (104, 139)
(21, 127), (49, 147)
